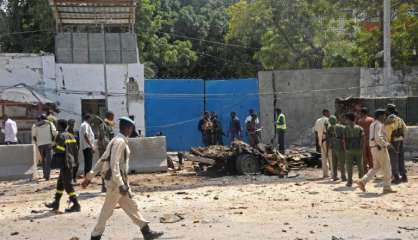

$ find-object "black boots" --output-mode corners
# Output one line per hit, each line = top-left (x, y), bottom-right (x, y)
(65, 196), (81, 213)
(91, 235), (101, 240)
(45, 193), (62, 211)
(45, 201), (59, 211)
(141, 225), (164, 240)
(392, 176), (401, 185)
(401, 174), (408, 183)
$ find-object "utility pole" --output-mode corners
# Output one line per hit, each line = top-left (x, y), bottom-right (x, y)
(101, 24), (109, 111)
(383, 0), (391, 86)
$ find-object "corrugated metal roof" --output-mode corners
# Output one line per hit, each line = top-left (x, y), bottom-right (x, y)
(49, 0), (136, 25)
(0, 84), (55, 105)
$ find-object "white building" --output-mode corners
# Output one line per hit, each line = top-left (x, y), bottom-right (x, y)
(0, 0), (145, 134)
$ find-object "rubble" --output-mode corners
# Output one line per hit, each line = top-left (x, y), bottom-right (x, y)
(160, 213), (185, 223)
(185, 141), (319, 177)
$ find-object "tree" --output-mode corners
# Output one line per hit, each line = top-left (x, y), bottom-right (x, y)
(226, 0), (344, 70)
(0, 0), (55, 53)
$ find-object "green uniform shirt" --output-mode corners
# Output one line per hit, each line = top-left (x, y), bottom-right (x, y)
(344, 123), (364, 151)
(326, 124), (345, 151)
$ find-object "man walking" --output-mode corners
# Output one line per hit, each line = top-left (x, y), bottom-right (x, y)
(32, 114), (57, 181)
(82, 117), (163, 240)
(357, 107), (375, 172)
(228, 112), (241, 142)
(80, 114), (95, 176)
(314, 109), (331, 178)
(384, 104), (408, 184)
(275, 108), (286, 154)
(97, 111), (115, 192)
(326, 115), (346, 181)
(198, 112), (213, 146)
(358, 110), (396, 194)
(45, 119), (81, 212)
(343, 112), (365, 187)
(1, 115), (18, 145)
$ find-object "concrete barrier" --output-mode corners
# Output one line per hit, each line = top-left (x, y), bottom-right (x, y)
(129, 136), (168, 173)
(0, 144), (37, 180)
(404, 126), (418, 160)
(75, 137), (168, 176)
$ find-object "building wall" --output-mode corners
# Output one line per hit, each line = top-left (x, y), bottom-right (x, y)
(360, 68), (411, 98)
(0, 53), (145, 132)
(258, 68), (361, 146)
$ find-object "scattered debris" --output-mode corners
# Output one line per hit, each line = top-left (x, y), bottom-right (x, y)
(160, 213), (185, 223)
(186, 141), (319, 177)
(10, 232), (19, 236)
(398, 226), (418, 231)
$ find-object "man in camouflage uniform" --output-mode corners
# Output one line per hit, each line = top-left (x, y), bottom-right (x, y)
(326, 115), (346, 182)
(198, 112), (214, 146)
(343, 112), (365, 187)
(97, 111), (116, 192)
(246, 112), (261, 148)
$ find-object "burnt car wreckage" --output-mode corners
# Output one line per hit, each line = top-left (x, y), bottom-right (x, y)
(185, 141), (320, 177)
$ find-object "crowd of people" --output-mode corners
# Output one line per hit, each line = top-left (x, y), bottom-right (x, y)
(198, 104), (408, 194)
(315, 104), (408, 193)
(197, 109), (268, 148)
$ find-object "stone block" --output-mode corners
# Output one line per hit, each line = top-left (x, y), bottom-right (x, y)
(0, 144), (37, 180)
(129, 137), (168, 173)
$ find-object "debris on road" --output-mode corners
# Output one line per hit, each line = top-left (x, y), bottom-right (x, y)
(160, 213), (185, 223)
(185, 141), (319, 177)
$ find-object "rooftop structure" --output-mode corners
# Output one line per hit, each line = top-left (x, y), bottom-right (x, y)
(48, 0), (136, 29)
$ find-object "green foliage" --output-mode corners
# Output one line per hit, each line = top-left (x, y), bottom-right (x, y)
(0, 0), (55, 53)
(226, 0), (343, 70)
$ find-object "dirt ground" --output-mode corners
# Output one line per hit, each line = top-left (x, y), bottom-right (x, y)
(1, 162), (418, 240)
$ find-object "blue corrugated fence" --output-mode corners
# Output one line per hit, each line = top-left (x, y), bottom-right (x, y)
(145, 78), (259, 151)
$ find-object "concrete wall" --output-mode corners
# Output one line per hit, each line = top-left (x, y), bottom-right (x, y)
(0, 144), (36, 180)
(55, 63), (145, 132)
(258, 68), (361, 146)
(404, 126), (418, 160)
(55, 33), (138, 64)
(360, 68), (411, 98)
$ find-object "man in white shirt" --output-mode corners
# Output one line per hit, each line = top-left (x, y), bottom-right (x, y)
(358, 109), (396, 194)
(245, 109), (259, 125)
(1, 115), (18, 145)
(32, 114), (58, 180)
(314, 109), (331, 178)
(80, 114), (95, 176)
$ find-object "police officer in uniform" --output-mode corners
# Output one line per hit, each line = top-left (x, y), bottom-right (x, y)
(45, 119), (81, 212)
(82, 117), (163, 240)
(343, 112), (365, 187)
(97, 111), (116, 192)
(326, 115), (346, 182)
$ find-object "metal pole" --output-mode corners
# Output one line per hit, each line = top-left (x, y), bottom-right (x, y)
(383, 0), (392, 86)
(102, 24), (109, 111)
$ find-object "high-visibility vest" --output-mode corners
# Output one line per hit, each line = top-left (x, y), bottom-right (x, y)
(276, 113), (287, 130)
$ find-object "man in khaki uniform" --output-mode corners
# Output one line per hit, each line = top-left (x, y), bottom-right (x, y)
(358, 110), (396, 194)
(82, 117), (163, 240)
(314, 109), (331, 178)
